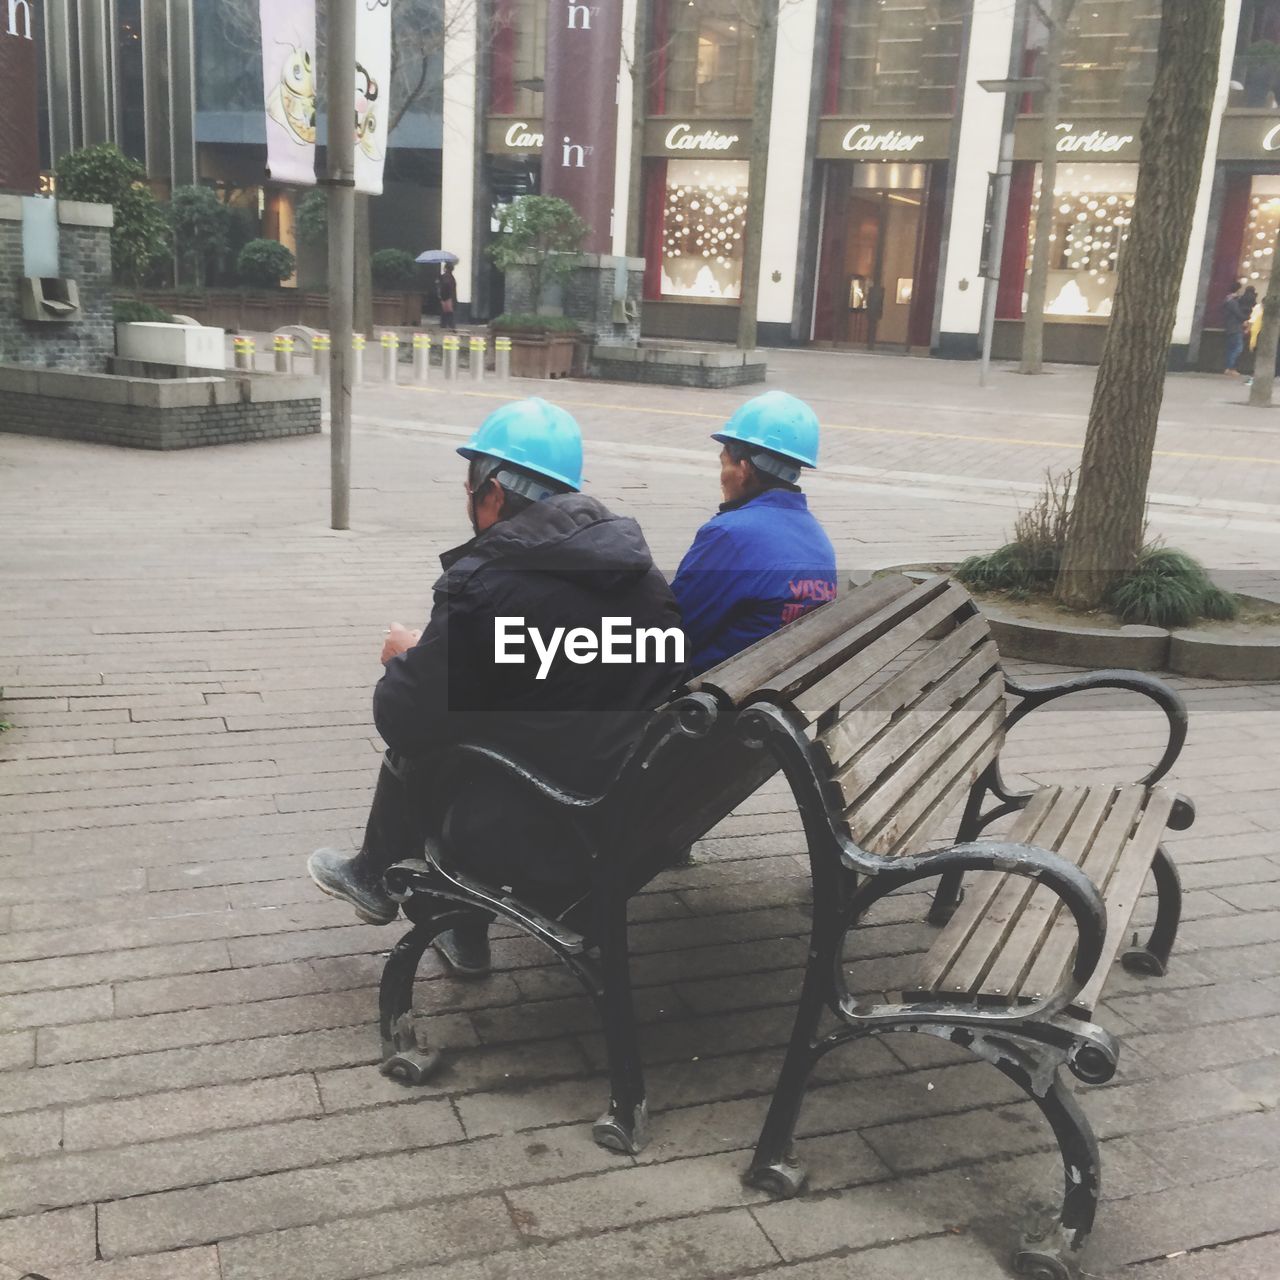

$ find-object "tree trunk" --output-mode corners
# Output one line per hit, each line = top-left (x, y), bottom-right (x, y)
(354, 193), (374, 338)
(1250, 231), (1280, 406)
(1019, 0), (1073, 375)
(1054, 0), (1226, 611)
(737, 0), (779, 351)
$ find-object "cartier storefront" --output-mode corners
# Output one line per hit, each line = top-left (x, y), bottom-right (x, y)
(806, 0), (967, 351)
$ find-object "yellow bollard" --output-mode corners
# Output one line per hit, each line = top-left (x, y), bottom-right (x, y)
(233, 335), (255, 372)
(469, 334), (486, 382)
(273, 334), (295, 374)
(412, 332), (431, 384)
(442, 334), (460, 381)
(494, 335), (512, 381)
(380, 331), (401, 386)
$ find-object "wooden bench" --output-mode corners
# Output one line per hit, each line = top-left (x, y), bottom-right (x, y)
(718, 574), (1192, 1280)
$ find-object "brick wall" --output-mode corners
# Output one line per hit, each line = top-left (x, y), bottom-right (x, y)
(0, 216), (115, 372)
(0, 389), (321, 450)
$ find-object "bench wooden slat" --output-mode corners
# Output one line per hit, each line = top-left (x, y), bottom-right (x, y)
(917, 787), (1089, 998)
(827, 646), (1003, 800)
(910, 787), (1064, 994)
(760, 578), (959, 709)
(1069, 788), (1175, 1016)
(974, 787), (1114, 1000)
(1017, 786), (1148, 1006)
(856, 699), (1005, 855)
(692, 574), (918, 706)
(791, 587), (983, 727)
(842, 672), (1005, 831)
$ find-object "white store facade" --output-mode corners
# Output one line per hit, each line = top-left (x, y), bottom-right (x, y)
(439, 0), (1280, 369)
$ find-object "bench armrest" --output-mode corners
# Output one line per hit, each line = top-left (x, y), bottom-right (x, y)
(1003, 669), (1188, 786)
(844, 840), (1108, 1020)
(450, 743), (605, 809)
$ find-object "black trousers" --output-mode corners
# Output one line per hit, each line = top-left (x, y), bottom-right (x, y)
(362, 751), (592, 910)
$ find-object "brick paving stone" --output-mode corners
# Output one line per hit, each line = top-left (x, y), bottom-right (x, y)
(0, 1206), (97, 1272)
(2, 364), (1279, 1280)
(216, 1197), (514, 1280)
(1124, 1235), (1280, 1279)
(61, 1074), (323, 1150)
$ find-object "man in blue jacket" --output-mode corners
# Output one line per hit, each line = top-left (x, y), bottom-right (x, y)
(672, 391), (837, 674)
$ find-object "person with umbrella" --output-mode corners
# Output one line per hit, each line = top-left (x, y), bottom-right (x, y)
(417, 249), (459, 331)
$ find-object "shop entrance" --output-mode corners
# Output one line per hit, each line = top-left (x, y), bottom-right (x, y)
(812, 162), (941, 350)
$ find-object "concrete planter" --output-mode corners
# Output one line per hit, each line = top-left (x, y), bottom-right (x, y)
(116, 322), (226, 371)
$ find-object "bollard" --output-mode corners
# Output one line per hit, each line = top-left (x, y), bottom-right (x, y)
(273, 334), (295, 374)
(412, 333), (431, 384)
(494, 335), (512, 381)
(469, 334), (486, 382)
(380, 332), (400, 386)
(352, 333), (367, 383)
(442, 334), (460, 381)
(312, 332), (331, 380)
(233, 335), (255, 372)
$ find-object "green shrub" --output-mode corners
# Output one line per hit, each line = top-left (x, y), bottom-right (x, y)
(489, 312), (580, 333)
(170, 186), (232, 287)
(1107, 546), (1239, 628)
(236, 239), (296, 288)
(114, 299), (174, 324)
(296, 190), (329, 246)
(956, 470), (1073, 594)
(371, 248), (418, 290)
(55, 143), (171, 286)
(487, 196), (587, 310)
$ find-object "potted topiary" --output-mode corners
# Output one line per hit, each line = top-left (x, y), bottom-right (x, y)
(487, 196), (587, 379)
(237, 239), (297, 288)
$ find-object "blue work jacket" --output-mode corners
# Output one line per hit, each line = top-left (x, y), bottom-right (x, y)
(671, 488), (838, 675)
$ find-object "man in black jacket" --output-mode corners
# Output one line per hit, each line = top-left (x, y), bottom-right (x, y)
(308, 399), (685, 975)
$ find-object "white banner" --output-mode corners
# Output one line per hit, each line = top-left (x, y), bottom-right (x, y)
(260, 0), (318, 186)
(354, 0), (394, 195)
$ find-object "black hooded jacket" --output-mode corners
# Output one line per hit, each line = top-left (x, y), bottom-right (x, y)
(374, 493), (686, 795)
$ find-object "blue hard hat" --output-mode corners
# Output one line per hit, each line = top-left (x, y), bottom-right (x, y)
(712, 391), (821, 474)
(457, 398), (583, 493)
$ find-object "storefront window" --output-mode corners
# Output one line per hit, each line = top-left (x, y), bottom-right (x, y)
(490, 0), (547, 116)
(116, 0), (146, 164)
(1238, 176), (1280, 282)
(656, 158), (749, 299)
(1025, 163), (1136, 318)
(1232, 1), (1280, 109)
(823, 0), (967, 116)
(649, 0), (756, 116)
(1023, 2), (1161, 116)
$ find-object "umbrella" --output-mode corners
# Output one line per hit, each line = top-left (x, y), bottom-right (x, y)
(416, 250), (459, 265)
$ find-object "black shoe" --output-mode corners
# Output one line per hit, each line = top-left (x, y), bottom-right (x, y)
(432, 919), (492, 977)
(307, 847), (398, 925)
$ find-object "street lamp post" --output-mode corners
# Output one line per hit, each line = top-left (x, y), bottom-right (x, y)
(326, 0), (357, 531)
(977, 76), (1045, 389)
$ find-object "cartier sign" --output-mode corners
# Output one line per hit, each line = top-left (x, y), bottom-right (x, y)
(1216, 115), (1280, 161)
(816, 118), (952, 161)
(1013, 117), (1142, 162)
(643, 119), (751, 160)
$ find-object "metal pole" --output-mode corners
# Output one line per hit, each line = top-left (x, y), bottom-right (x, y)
(979, 121), (1015, 389)
(413, 333), (431, 383)
(326, 0), (357, 530)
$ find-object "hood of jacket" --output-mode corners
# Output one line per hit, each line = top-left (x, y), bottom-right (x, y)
(435, 493), (658, 595)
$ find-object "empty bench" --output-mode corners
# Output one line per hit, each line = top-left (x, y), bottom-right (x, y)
(716, 574), (1191, 1280)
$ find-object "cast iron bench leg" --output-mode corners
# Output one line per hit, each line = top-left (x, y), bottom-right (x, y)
(591, 888), (649, 1154)
(744, 961), (828, 1198)
(377, 920), (447, 1084)
(1002, 1059), (1101, 1280)
(1122, 845), (1182, 978)
(927, 869), (966, 925)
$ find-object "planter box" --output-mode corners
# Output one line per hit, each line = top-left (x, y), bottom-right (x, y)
(495, 331), (577, 379)
(116, 322), (226, 370)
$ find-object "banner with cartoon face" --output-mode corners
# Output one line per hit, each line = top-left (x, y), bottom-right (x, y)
(261, 0), (318, 186)
(354, 0), (393, 195)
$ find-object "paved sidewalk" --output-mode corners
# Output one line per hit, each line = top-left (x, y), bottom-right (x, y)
(1, 359), (1278, 1279)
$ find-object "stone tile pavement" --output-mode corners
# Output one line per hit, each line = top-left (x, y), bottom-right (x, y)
(0, 354), (1278, 1279)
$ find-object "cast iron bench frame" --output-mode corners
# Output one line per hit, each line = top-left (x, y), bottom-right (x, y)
(375, 573), (1190, 1279)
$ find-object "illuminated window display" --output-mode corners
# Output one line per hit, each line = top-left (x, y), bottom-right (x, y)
(1025, 164), (1137, 319)
(1238, 176), (1280, 284)
(657, 159), (749, 300)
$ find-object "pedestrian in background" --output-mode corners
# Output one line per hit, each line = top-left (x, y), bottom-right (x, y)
(438, 262), (458, 331)
(1223, 280), (1250, 375)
